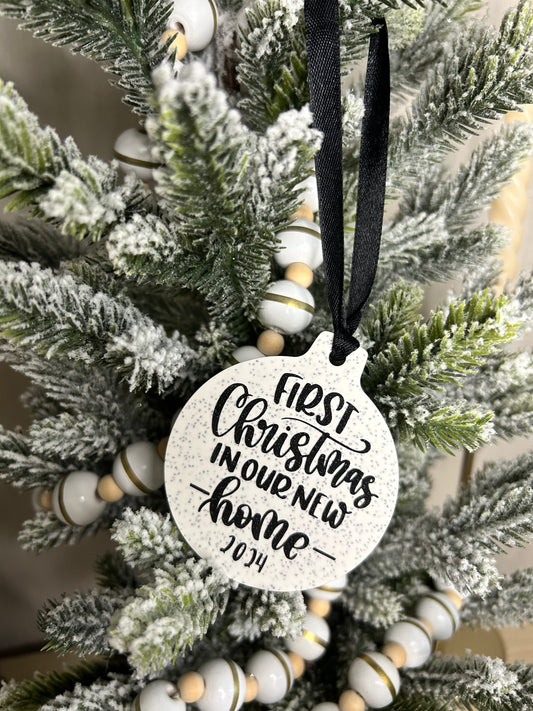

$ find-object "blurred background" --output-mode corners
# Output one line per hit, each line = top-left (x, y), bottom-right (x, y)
(0, 0), (531, 666)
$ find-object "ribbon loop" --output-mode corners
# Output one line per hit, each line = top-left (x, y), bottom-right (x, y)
(304, 2), (390, 362)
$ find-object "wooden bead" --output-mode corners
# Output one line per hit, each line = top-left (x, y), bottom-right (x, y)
(291, 203), (314, 221)
(39, 489), (53, 511)
(443, 589), (463, 610)
(97, 474), (125, 503)
(307, 598), (331, 618)
(285, 262), (314, 288)
(161, 28), (188, 60)
(257, 330), (285, 356)
(158, 437), (169, 461)
(418, 617), (433, 635)
(177, 671), (205, 703)
(382, 642), (407, 668)
(287, 652), (305, 679)
(244, 675), (258, 702)
(339, 689), (366, 711)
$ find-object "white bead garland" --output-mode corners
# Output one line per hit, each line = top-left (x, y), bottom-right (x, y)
(311, 704), (340, 711)
(133, 680), (185, 711)
(415, 592), (460, 640)
(112, 441), (164, 497)
(167, 0), (218, 52)
(51, 471), (106, 526)
(348, 652), (400, 709)
(383, 618), (433, 668)
(196, 658), (246, 711)
(258, 279), (315, 335)
(285, 611), (331, 661)
(245, 649), (294, 704)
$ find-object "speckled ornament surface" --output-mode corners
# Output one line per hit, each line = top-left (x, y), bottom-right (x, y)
(165, 332), (398, 591)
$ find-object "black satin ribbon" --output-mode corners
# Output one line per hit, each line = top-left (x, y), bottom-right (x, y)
(304, 1), (390, 362)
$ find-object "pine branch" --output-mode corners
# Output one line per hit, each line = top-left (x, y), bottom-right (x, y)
(39, 162), (149, 242)
(18, 494), (164, 552)
(403, 654), (531, 711)
(120, 63), (319, 335)
(108, 561), (231, 676)
(455, 351), (533, 440)
(462, 568), (533, 629)
(0, 81), (147, 231)
(0, 660), (117, 711)
(388, 2), (533, 188)
(225, 588), (305, 641)
(0, 218), (83, 266)
(95, 551), (138, 591)
(390, 0), (484, 97)
(0, 81), (78, 208)
(363, 289), (517, 450)
(343, 581), (404, 629)
(39, 589), (129, 656)
(38, 677), (136, 711)
(0, 260), (195, 393)
(0, 0), (173, 115)
(0, 426), (63, 489)
(111, 507), (187, 570)
(236, 1), (310, 131)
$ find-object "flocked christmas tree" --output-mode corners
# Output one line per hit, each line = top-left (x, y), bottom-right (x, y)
(0, 0), (533, 709)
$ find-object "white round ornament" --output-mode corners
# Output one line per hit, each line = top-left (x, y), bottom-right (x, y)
(165, 331), (398, 591)
(133, 681), (185, 711)
(258, 280), (315, 335)
(196, 658), (246, 711)
(415, 592), (459, 640)
(245, 649), (293, 704)
(226, 346), (265, 367)
(285, 611), (330, 661)
(52, 471), (106, 526)
(167, 0), (218, 52)
(348, 652), (400, 708)
(274, 219), (323, 271)
(112, 442), (164, 497)
(384, 617), (433, 668)
(113, 128), (159, 182)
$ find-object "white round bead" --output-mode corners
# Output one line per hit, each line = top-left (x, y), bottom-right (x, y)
(415, 592), (460, 640)
(226, 346), (265, 367)
(285, 611), (330, 661)
(112, 442), (164, 497)
(306, 574), (348, 601)
(113, 128), (159, 181)
(133, 681), (185, 711)
(311, 705), (340, 711)
(246, 649), (294, 704)
(348, 652), (400, 708)
(196, 658), (246, 711)
(384, 617), (433, 668)
(258, 280), (314, 335)
(296, 173), (319, 213)
(273, 219), (323, 271)
(167, 0), (218, 52)
(52, 471), (106, 526)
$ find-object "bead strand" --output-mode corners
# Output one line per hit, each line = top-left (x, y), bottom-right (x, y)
(231, 172), (322, 365)
(33, 440), (166, 526)
(310, 583), (466, 711)
(132, 574), (345, 711)
(114, 0), (220, 182)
